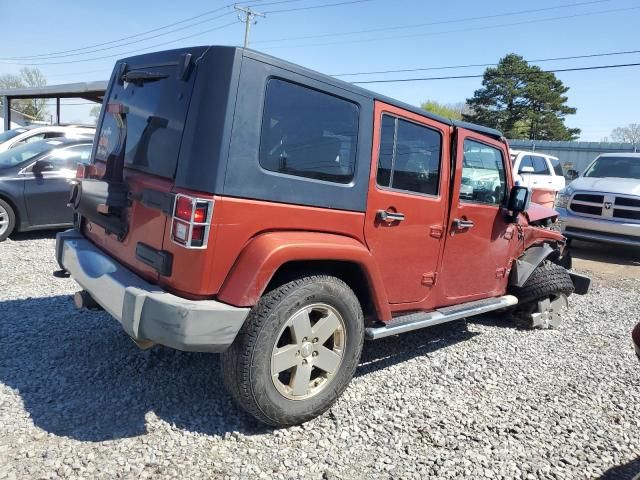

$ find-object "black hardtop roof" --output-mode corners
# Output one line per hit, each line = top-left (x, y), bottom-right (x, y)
(119, 45), (504, 141)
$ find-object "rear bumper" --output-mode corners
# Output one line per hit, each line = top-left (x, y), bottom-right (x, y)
(556, 208), (640, 247)
(56, 229), (250, 352)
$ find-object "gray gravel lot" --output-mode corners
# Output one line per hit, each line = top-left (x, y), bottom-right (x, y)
(1, 232), (639, 479)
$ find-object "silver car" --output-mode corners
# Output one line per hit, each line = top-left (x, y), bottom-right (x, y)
(555, 153), (640, 246)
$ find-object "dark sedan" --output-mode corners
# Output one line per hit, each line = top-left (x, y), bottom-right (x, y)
(0, 137), (93, 241)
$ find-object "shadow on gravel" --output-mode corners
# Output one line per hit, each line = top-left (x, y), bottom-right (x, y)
(571, 239), (640, 267)
(357, 320), (480, 377)
(0, 295), (491, 442)
(600, 457), (640, 480)
(0, 295), (268, 441)
(9, 229), (62, 242)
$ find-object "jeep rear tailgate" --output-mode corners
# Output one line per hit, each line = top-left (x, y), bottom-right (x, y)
(82, 47), (206, 282)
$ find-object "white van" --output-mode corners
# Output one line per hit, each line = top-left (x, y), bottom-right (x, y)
(510, 150), (566, 191)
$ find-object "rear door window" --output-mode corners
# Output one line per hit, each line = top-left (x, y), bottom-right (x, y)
(375, 115), (442, 195)
(550, 157), (564, 176)
(532, 156), (551, 175)
(259, 79), (359, 184)
(518, 155), (534, 173)
(95, 64), (196, 179)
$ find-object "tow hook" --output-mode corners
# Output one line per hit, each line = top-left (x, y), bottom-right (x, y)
(73, 290), (102, 310)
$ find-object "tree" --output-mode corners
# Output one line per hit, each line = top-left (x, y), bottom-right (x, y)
(0, 67), (49, 121)
(89, 105), (102, 124)
(610, 124), (640, 144)
(421, 100), (469, 120)
(463, 54), (580, 141)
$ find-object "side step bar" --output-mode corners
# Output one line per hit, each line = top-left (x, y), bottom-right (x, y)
(365, 295), (518, 340)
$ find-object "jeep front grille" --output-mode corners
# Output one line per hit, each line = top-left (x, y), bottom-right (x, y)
(569, 191), (640, 223)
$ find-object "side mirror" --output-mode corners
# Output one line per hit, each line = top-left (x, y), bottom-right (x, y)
(32, 160), (54, 174)
(519, 165), (535, 174)
(566, 169), (579, 180)
(508, 185), (531, 215)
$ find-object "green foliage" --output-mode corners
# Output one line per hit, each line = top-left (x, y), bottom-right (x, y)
(0, 68), (48, 121)
(421, 100), (468, 120)
(463, 54), (580, 141)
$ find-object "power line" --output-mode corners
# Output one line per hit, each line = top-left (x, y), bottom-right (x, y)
(0, 22), (239, 66)
(350, 62), (640, 84)
(262, 0), (373, 14)
(254, 0), (610, 44)
(0, 0), (301, 61)
(0, 0), (373, 65)
(262, 5), (640, 50)
(332, 48), (640, 77)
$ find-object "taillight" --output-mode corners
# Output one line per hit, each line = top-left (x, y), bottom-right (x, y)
(170, 193), (213, 249)
(75, 164), (87, 179)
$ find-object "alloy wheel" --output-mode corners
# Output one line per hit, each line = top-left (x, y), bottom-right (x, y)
(271, 303), (346, 400)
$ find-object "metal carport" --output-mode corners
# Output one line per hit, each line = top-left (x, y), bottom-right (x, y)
(1, 81), (108, 131)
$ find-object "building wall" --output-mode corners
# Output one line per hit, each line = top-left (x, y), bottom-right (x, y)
(508, 139), (638, 174)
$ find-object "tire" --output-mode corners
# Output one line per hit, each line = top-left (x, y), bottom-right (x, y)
(221, 275), (364, 427)
(0, 198), (16, 242)
(510, 260), (574, 305)
(509, 261), (574, 328)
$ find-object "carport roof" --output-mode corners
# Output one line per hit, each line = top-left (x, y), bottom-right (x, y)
(0, 80), (108, 101)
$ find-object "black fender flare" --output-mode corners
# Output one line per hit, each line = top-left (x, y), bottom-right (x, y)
(509, 244), (556, 288)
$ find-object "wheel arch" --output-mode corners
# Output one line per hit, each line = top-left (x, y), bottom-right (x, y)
(0, 191), (21, 232)
(216, 231), (392, 321)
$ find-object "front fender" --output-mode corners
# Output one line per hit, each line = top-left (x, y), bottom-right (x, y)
(217, 231), (392, 321)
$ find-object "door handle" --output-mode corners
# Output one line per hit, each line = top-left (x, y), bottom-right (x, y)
(377, 210), (405, 222)
(452, 218), (474, 229)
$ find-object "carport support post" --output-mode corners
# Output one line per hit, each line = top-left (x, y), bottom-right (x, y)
(2, 96), (9, 131)
(56, 98), (60, 125)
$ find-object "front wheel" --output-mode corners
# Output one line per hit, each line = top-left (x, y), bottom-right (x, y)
(509, 261), (575, 328)
(0, 198), (16, 242)
(221, 275), (364, 427)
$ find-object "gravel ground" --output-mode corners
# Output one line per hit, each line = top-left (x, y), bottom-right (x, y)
(1, 232), (640, 479)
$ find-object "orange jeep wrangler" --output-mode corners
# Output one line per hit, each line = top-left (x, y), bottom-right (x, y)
(56, 46), (590, 426)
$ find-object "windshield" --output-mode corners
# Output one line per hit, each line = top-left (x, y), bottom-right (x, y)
(584, 156), (640, 179)
(0, 139), (64, 169)
(0, 128), (28, 143)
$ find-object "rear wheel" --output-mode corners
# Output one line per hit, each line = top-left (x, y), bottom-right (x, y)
(510, 261), (574, 328)
(221, 275), (364, 427)
(0, 199), (16, 242)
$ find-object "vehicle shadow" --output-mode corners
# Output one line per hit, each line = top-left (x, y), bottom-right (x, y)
(9, 229), (64, 242)
(599, 457), (640, 479)
(570, 239), (640, 267)
(0, 295), (492, 441)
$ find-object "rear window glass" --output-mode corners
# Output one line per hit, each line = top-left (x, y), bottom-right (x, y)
(95, 64), (194, 178)
(376, 114), (441, 195)
(532, 156), (550, 175)
(259, 79), (359, 184)
(550, 158), (564, 176)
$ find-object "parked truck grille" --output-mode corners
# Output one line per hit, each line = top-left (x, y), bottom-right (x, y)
(569, 191), (640, 223)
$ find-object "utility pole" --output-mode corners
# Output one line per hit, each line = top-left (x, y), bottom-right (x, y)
(235, 5), (265, 48)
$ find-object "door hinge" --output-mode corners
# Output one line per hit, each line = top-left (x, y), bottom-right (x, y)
(422, 272), (438, 286)
(495, 267), (507, 279)
(429, 225), (443, 239)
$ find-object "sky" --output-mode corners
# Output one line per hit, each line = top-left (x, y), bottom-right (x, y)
(1, 0), (638, 140)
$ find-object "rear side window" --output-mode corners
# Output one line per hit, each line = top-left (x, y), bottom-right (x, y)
(550, 157), (564, 176)
(259, 79), (359, 184)
(376, 114), (442, 195)
(532, 156), (550, 175)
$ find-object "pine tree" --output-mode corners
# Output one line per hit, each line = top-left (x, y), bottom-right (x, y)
(463, 54), (580, 140)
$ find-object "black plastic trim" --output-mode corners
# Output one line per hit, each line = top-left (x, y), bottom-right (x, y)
(136, 243), (173, 276)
